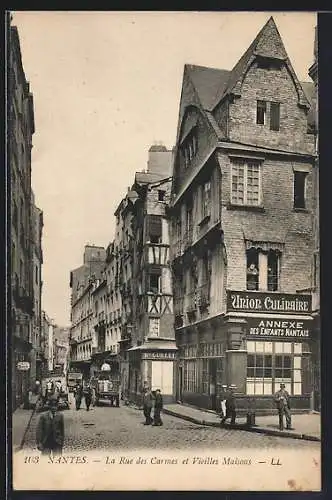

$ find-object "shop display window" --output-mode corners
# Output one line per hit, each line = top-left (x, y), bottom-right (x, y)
(246, 341), (308, 396)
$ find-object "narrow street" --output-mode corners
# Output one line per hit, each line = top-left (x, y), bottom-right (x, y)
(22, 398), (320, 452)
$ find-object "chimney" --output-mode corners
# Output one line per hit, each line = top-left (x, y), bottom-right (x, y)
(147, 142), (172, 176)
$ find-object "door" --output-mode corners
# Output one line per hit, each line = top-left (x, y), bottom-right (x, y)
(151, 361), (174, 396)
(209, 359), (217, 410)
(178, 366), (183, 402)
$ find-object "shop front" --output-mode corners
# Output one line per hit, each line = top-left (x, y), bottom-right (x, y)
(176, 291), (314, 415)
(226, 290), (314, 414)
(13, 336), (32, 410)
(128, 341), (177, 405)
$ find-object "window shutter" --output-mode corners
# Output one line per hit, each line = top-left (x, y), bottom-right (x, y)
(147, 215), (162, 238)
(270, 102), (280, 131)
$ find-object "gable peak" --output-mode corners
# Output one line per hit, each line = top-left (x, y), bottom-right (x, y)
(254, 16), (288, 61)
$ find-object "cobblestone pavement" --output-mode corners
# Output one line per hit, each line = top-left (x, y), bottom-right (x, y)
(23, 401), (320, 452)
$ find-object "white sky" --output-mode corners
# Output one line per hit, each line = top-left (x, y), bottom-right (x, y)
(12, 11), (316, 325)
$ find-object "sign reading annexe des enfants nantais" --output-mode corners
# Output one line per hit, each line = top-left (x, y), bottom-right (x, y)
(227, 291), (312, 340)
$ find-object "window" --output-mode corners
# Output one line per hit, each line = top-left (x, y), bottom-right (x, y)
(147, 215), (162, 244)
(185, 199), (193, 241)
(294, 171), (307, 209)
(257, 100), (280, 130)
(267, 251), (279, 291)
(246, 341), (309, 395)
(257, 100), (267, 125)
(202, 181), (211, 219)
(202, 359), (209, 394)
(158, 190), (165, 202)
(246, 249), (259, 290)
(149, 274), (160, 294)
(246, 248), (280, 291)
(12, 242), (16, 273)
(231, 159), (261, 206)
(270, 102), (280, 131)
(149, 317), (160, 337)
(35, 265), (38, 285)
(182, 129), (198, 168)
(184, 360), (197, 392)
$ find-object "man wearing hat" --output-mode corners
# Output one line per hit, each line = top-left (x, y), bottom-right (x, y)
(36, 396), (64, 456)
(221, 384), (237, 425)
(274, 383), (292, 431)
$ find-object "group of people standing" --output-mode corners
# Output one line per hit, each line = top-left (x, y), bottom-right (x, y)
(142, 387), (163, 426)
(218, 382), (293, 431)
(73, 382), (93, 411)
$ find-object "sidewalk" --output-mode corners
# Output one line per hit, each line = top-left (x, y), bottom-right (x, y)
(163, 404), (321, 442)
(12, 407), (36, 453)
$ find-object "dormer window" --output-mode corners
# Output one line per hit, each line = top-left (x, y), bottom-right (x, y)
(182, 128), (198, 168)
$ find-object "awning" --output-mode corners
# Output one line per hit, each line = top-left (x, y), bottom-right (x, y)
(226, 312), (313, 321)
(128, 341), (178, 352)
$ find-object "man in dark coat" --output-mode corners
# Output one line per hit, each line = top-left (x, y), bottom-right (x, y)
(153, 389), (163, 426)
(83, 383), (93, 411)
(221, 384), (237, 425)
(142, 387), (154, 425)
(274, 383), (292, 431)
(74, 382), (83, 411)
(36, 397), (64, 456)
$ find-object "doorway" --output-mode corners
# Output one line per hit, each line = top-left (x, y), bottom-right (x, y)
(209, 359), (217, 410)
(178, 366), (183, 402)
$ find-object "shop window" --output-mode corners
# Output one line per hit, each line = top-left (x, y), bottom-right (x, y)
(184, 359), (197, 392)
(293, 171), (307, 209)
(246, 341), (308, 396)
(246, 249), (259, 290)
(202, 359), (209, 394)
(231, 159), (261, 206)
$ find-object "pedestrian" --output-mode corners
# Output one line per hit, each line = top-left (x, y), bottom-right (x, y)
(219, 385), (228, 419)
(142, 387), (154, 425)
(221, 384), (237, 425)
(274, 383), (292, 431)
(36, 396), (64, 456)
(153, 389), (163, 426)
(84, 383), (93, 411)
(74, 382), (83, 411)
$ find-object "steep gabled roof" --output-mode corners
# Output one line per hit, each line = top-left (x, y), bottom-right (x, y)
(185, 17), (312, 117)
(186, 65), (230, 112)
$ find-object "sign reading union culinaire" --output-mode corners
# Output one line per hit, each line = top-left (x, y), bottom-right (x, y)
(246, 317), (312, 340)
(227, 291), (312, 315)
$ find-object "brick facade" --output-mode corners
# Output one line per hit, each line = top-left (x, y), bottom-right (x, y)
(170, 17), (316, 414)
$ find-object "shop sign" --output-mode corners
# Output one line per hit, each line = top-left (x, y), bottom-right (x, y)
(142, 351), (176, 360)
(17, 361), (30, 371)
(227, 290), (312, 315)
(246, 317), (312, 340)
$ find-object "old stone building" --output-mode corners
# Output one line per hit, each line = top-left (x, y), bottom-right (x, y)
(69, 245), (106, 379)
(127, 146), (176, 404)
(30, 192), (44, 383)
(169, 17), (316, 414)
(9, 25), (36, 409)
